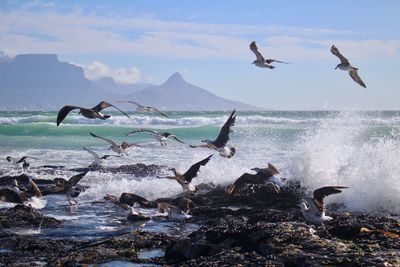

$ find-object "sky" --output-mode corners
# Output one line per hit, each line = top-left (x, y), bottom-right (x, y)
(0, 0), (399, 110)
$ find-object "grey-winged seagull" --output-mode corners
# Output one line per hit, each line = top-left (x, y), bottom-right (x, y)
(118, 100), (169, 118)
(83, 147), (121, 167)
(331, 45), (366, 88)
(250, 41), (288, 69)
(89, 132), (139, 156)
(300, 186), (348, 224)
(57, 101), (131, 126)
(190, 110), (236, 158)
(126, 129), (185, 146)
(157, 155), (213, 192)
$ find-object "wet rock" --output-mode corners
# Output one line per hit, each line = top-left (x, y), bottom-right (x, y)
(0, 205), (61, 228)
(71, 163), (168, 176)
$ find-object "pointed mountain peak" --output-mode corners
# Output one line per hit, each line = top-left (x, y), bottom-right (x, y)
(163, 72), (186, 85)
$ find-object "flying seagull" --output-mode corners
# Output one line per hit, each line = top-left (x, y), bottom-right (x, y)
(250, 41), (288, 69)
(126, 129), (185, 146)
(190, 110), (236, 158)
(157, 155), (213, 192)
(89, 132), (138, 156)
(299, 186), (349, 224)
(6, 156), (38, 165)
(331, 45), (366, 88)
(83, 147), (121, 167)
(157, 202), (192, 221)
(117, 100), (169, 118)
(56, 101), (131, 126)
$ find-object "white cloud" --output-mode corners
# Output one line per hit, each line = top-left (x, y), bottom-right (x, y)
(83, 61), (142, 84)
(0, 49), (17, 61)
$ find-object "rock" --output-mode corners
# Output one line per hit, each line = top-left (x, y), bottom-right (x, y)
(0, 205), (61, 228)
(70, 163), (168, 176)
(119, 193), (157, 208)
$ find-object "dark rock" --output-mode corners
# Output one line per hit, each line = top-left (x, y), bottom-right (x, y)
(119, 192), (157, 208)
(0, 205), (61, 228)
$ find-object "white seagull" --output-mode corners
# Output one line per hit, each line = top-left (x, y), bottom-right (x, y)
(117, 100), (169, 118)
(190, 110), (236, 158)
(157, 155), (213, 192)
(57, 101), (131, 126)
(89, 132), (139, 156)
(300, 186), (348, 224)
(83, 147), (121, 167)
(126, 129), (185, 146)
(250, 41), (288, 69)
(331, 45), (366, 88)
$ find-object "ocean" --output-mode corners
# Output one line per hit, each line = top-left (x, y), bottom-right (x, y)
(1, 110), (400, 239)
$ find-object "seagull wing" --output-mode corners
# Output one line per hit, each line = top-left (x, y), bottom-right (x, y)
(213, 109), (236, 147)
(250, 41), (265, 62)
(83, 147), (100, 160)
(16, 156), (38, 163)
(349, 69), (366, 88)
(330, 45), (349, 65)
(67, 171), (89, 188)
(89, 132), (118, 147)
(313, 186), (349, 212)
(183, 155), (213, 182)
(170, 135), (185, 144)
(148, 107), (169, 118)
(126, 129), (159, 136)
(265, 59), (289, 64)
(117, 100), (144, 109)
(91, 101), (132, 119)
(56, 105), (82, 126)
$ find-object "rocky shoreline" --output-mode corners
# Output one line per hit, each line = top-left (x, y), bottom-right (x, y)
(0, 164), (399, 266)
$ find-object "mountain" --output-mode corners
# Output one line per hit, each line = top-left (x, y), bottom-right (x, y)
(0, 54), (260, 111)
(126, 72), (260, 111)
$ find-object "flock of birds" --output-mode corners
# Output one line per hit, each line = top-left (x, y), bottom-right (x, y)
(2, 42), (361, 224)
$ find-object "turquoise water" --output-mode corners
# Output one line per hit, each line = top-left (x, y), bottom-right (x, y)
(0, 110), (400, 238)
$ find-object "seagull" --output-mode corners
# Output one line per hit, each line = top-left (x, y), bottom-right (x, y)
(89, 132), (139, 156)
(126, 129), (185, 146)
(190, 110), (236, 158)
(331, 45), (366, 88)
(250, 41), (288, 69)
(117, 100), (169, 118)
(6, 156), (38, 165)
(83, 147), (121, 167)
(157, 155), (213, 192)
(127, 207), (150, 222)
(300, 186), (349, 224)
(0, 178), (43, 206)
(56, 101), (132, 126)
(157, 202), (192, 221)
(251, 163), (286, 187)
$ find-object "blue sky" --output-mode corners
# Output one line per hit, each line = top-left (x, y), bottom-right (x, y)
(0, 0), (399, 109)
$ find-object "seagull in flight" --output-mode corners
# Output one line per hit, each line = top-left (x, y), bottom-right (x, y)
(83, 147), (121, 167)
(126, 129), (185, 146)
(250, 41), (288, 69)
(89, 132), (139, 156)
(190, 110), (236, 158)
(56, 101), (131, 126)
(331, 45), (366, 88)
(157, 155), (213, 192)
(117, 100), (169, 118)
(300, 186), (348, 224)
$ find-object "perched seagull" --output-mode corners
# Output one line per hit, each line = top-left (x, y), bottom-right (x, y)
(56, 101), (131, 126)
(89, 132), (138, 156)
(331, 45), (366, 88)
(250, 41), (288, 69)
(157, 155), (213, 192)
(83, 147), (121, 167)
(117, 100), (169, 118)
(300, 186), (349, 224)
(157, 202), (192, 221)
(127, 207), (150, 222)
(190, 110), (236, 158)
(126, 129), (185, 146)
(251, 163), (286, 187)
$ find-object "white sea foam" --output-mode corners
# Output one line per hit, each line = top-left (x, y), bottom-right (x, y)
(290, 111), (400, 213)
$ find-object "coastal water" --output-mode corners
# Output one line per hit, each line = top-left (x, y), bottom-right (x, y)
(1, 110), (400, 238)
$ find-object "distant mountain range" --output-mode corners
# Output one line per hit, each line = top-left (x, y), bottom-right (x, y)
(0, 54), (260, 111)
